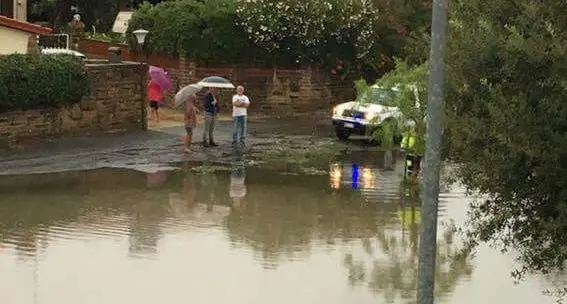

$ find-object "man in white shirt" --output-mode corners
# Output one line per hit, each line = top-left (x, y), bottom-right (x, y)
(229, 162), (247, 208)
(232, 85), (250, 146)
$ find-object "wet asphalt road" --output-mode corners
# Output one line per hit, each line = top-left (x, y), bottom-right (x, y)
(0, 112), (338, 175)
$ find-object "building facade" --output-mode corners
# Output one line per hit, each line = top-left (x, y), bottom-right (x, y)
(0, 0), (27, 21)
(0, 15), (52, 54)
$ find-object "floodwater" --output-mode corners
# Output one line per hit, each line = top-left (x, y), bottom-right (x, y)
(0, 153), (557, 304)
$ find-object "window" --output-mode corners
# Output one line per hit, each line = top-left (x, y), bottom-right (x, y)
(0, 0), (14, 18)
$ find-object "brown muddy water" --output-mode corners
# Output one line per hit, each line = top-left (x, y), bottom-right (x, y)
(0, 153), (558, 304)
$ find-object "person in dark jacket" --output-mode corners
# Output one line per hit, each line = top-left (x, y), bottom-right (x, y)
(202, 87), (220, 147)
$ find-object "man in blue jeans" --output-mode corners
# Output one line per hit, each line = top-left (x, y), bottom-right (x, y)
(202, 87), (220, 147)
(232, 85), (250, 146)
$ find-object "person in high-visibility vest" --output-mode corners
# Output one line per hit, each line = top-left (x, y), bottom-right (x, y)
(401, 129), (416, 151)
(401, 127), (421, 178)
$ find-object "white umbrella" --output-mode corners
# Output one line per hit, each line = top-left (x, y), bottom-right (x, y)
(197, 76), (235, 89)
(174, 83), (203, 108)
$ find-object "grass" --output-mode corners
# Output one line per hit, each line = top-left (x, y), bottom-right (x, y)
(256, 138), (347, 175)
(189, 164), (232, 174)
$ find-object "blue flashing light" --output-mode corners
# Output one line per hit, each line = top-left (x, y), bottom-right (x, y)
(351, 164), (359, 189)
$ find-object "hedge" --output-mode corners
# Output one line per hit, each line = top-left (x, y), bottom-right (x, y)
(126, 0), (269, 66)
(0, 54), (89, 113)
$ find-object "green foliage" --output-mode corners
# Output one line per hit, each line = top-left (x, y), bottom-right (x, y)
(127, 0), (262, 65)
(344, 216), (473, 302)
(28, 0), (123, 32)
(236, 0), (431, 75)
(87, 32), (125, 44)
(236, 0), (376, 67)
(445, 0), (567, 282)
(127, 0), (430, 74)
(0, 54), (89, 113)
(356, 59), (429, 154)
(373, 119), (398, 150)
(29, 0), (57, 19)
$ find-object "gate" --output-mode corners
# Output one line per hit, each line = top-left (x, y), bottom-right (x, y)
(38, 34), (70, 50)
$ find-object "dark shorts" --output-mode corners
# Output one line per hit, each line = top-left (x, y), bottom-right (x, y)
(185, 126), (194, 136)
(150, 101), (159, 110)
(406, 154), (422, 173)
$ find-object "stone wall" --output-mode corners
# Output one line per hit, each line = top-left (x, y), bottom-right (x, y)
(79, 39), (356, 115)
(168, 62), (355, 115)
(0, 61), (147, 149)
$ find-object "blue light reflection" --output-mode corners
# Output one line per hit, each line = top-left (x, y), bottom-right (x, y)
(351, 164), (359, 189)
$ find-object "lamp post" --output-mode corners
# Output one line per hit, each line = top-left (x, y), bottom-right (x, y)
(133, 29), (148, 46)
(132, 29), (149, 62)
(416, 0), (448, 303)
(133, 29), (149, 131)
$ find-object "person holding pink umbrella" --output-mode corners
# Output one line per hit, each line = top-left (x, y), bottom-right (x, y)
(147, 79), (163, 124)
(147, 66), (172, 124)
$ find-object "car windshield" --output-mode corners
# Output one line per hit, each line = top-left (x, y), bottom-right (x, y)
(356, 87), (399, 105)
(368, 87), (399, 104)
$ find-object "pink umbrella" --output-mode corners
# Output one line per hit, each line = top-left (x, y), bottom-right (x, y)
(148, 66), (172, 91)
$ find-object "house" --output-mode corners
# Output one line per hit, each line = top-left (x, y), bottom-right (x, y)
(0, 0), (53, 55)
(0, 15), (52, 54)
(0, 0), (27, 21)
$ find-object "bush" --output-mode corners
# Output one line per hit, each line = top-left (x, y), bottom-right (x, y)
(236, 0), (432, 75)
(87, 32), (126, 44)
(127, 0), (264, 65)
(445, 0), (567, 287)
(0, 54), (89, 113)
(236, 0), (381, 67)
(127, 0), (431, 77)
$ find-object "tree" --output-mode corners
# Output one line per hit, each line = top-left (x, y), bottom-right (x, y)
(444, 0), (567, 288)
(356, 59), (429, 155)
(370, 0), (432, 66)
(27, 0), (165, 32)
(236, 0), (376, 67)
(344, 214), (473, 303)
(236, 0), (432, 78)
(127, 0), (261, 65)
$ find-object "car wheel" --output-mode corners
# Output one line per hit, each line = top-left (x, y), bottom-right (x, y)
(335, 128), (351, 141)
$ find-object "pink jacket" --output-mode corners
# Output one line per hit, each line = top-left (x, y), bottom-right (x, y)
(147, 81), (163, 102)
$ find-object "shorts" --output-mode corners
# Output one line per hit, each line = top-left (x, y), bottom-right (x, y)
(150, 101), (159, 110)
(185, 126), (194, 136)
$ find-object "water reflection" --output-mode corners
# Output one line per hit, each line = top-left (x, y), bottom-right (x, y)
(329, 151), (404, 203)
(329, 162), (474, 302)
(230, 158), (247, 209)
(127, 198), (165, 258)
(343, 208), (474, 304)
(0, 158), (555, 304)
(170, 162), (232, 227)
(14, 229), (41, 261)
(146, 170), (168, 189)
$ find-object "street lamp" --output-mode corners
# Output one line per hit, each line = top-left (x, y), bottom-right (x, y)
(132, 29), (149, 62)
(133, 29), (149, 47)
(133, 29), (149, 130)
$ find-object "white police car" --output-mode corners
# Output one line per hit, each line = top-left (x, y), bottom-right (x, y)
(332, 84), (418, 141)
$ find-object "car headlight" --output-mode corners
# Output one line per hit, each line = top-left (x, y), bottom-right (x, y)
(333, 106), (341, 115)
(365, 112), (378, 121)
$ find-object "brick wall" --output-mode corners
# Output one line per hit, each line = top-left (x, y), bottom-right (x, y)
(182, 66), (340, 114)
(79, 39), (355, 115)
(0, 61), (147, 149)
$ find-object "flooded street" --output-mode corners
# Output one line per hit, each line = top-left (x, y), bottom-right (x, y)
(0, 153), (557, 304)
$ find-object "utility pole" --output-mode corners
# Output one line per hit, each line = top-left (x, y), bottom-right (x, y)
(416, 0), (448, 302)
